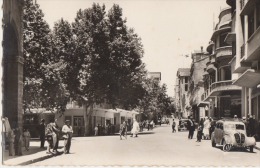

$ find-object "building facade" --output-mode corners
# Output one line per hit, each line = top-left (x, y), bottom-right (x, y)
(202, 7), (242, 119)
(175, 68), (190, 118)
(3, 0), (24, 129)
(227, 0), (260, 122)
(189, 48), (209, 122)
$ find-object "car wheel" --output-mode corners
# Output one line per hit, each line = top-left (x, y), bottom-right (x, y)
(222, 139), (231, 152)
(211, 139), (216, 147)
(249, 146), (254, 153)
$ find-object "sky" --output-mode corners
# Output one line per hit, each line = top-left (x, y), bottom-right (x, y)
(37, 0), (228, 97)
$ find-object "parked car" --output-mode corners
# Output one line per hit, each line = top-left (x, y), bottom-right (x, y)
(211, 119), (256, 152)
(178, 119), (189, 131)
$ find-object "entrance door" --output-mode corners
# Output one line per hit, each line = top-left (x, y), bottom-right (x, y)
(73, 116), (84, 136)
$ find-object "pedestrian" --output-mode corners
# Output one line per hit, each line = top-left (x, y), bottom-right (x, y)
(172, 119), (176, 133)
(139, 122), (143, 132)
(39, 119), (45, 148)
(94, 125), (98, 136)
(52, 119), (60, 154)
(131, 119), (140, 137)
(209, 119), (216, 139)
(119, 121), (127, 140)
(187, 117), (195, 139)
(8, 129), (15, 156)
(234, 115), (239, 121)
(147, 120), (150, 131)
(150, 120), (154, 130)
(23, 128), (31, 151)
(203, 117), (210, 140)
(45, 120), (54, 154)
(248, 115), (257, 137)
(62, 120), (73, 154)
(196, 125), (203, 142)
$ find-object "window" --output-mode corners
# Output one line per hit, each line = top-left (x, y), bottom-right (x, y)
(185, 77), (188, 83)
(185, 84), (188, 91)
(257, 2), (260, 29)
(121, 116), (125, 124)
(232, 41), (236, 57)
(248, 11), (255, 38)
(73, 116), (84, 127)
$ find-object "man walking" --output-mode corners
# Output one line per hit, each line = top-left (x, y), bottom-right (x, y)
(39, 119), (45, 148)
(188, 117), (195, 139)
(62, 120), (73, 154)
(172, 119), (176, 133)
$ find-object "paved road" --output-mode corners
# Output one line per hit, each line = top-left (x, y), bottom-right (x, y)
(31, 124), (260, 166)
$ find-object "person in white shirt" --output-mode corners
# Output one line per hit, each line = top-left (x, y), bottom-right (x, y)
(62, 120), (73, 154)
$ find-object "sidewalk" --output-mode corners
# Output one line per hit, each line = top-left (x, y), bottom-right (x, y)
(3, 141), (63, 166)
(255, 141), (260, 150)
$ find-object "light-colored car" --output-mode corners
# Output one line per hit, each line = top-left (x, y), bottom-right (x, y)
(211, 119), (256, 152)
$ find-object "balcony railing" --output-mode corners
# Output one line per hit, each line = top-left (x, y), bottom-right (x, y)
(215, 46), (232, 58)
(241, 44), (245, 59)
(211, 80), (233, 90)
(201, 80), (240, 101)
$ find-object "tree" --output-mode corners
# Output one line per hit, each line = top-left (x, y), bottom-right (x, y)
(23, 0), (69, 113)
(69, 4), (147, 135)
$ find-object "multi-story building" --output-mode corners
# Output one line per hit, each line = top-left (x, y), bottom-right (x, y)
(189, 47), (209, 122)
(175, 68), (190, 118)
(202, 6), (242, 119)
(226, 0), (260, 122)
(148, 72), (161, 82)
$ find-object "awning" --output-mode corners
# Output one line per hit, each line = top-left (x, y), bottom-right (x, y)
(197, 101), (210, 107)
(233, 69), (260, 88)
(225, 32), (236, 45)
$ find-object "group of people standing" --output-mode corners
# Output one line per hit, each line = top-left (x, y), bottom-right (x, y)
(2, 117), (31, 156)
(94, 124), (116, 136)
(196, 117), (215, 142)
(39, 119), (73, 155)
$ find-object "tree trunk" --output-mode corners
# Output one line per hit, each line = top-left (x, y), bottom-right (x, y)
(84, 103), (94, 136)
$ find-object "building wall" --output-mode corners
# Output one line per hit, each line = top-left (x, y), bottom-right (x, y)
(3, 0), (24, 129)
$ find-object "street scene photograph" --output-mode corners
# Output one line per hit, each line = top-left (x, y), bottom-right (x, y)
(1, 0), (260, 166)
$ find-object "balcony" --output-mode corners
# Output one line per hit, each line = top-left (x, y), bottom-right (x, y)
(215, 46), (232, 59)
(245, 27), (260, 61)
(240, 0), (256, 15)
(201, 80), (241, 102)
(233, 69), (260, 88)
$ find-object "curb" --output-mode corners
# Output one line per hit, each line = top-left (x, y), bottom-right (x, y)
(19, 152), (64, 165)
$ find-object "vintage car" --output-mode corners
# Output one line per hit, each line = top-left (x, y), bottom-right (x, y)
(178, 119), (189, 131)
(211, 119), (256, 152)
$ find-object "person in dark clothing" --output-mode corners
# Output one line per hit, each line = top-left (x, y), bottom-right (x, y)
(39, 119), (46, 148)
(248, 115), (257, 137)
(14, 128), (23, 156)
(209, 119), (216, 139)
(196, 125), (203, 142)
(188, 118), (195, 139)
(172, 119), (176, 133)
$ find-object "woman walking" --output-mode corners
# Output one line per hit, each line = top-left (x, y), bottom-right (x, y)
(131, 119), (140, 138)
